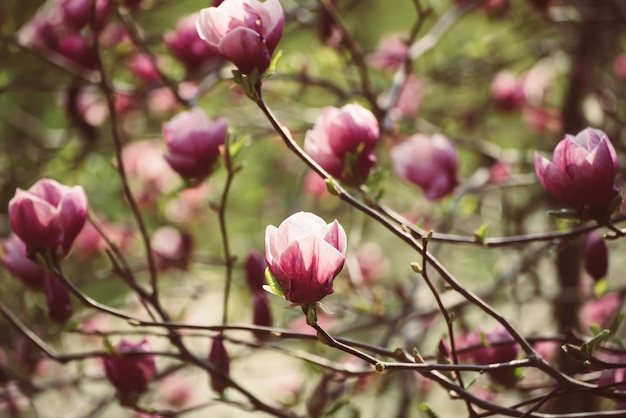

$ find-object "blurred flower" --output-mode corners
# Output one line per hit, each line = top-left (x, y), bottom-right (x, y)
(459, 328), (519, 386)
(303, 171), (329, 199)
(580, 292), (622, 330)
(43, 274), (73, 323)
(391, 133), (459, 201)
(162, 107), (228, 181)
(158, 374), (195, 408)
(488, 160), (511, 185)
(122, 140), (179, 206)
(165, 182), (212, 224)
(304, 103), (380, 185)
(522, 106), (561, 133)
(208, 335), (230, 394)
(614, 54), (626, 82)
(533, 128), (619, 217)
(60, 0), (111, 30)
(490, 71), (524, 112)
(379, 74), (422, 123)
(366, 34), (408, 71)
(252, 292), (273, 340)
(57, 33), (98, 69)
(103, 339), (156, 401)
(1, 234), (46, 290)
(196, 0), (284, 75)
(265, 212), (346, 305)
(583, 231), (608, 282)
(127, 54), (161, 85)
(316, 0), (342, 48)
(482, 0), (508, 17)
(355, 242), (389, 284)
(165, 13), (220, 74)
(151, 226), (193, 270)
(245, 250), (266, 292)
(9, 178), (88, 257)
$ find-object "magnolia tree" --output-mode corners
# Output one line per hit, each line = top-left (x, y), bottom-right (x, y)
(1, 0), (626, 416)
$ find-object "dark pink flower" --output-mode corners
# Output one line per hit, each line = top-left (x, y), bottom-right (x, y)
(9, 178), (88, 257)
(60, 0), (111, 30)
(208, 335), (230, 394)
(1, 234), (46, 290)
(57, 33), (98, 70)
(196, 0), (284, 75)
(252, 292), (273, 340)
(165, 13), (220, 73)
(533, 128), (619, 216)
(127, 54), (161, 85)
(304, 104), (380, 184)
(391, 134), (459, 201)
(162, 107), (228, 181)
(245, 251), (266, 292)
(580, 292), (622, 330)
(461, 328), (519, 386)
(265, 212), (346, 305)
(103, 340), (156, 399)
(43, 274), (73, 323)
(583, 231), (608, 282)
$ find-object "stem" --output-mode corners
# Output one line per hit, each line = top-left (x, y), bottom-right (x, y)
(218, 146), (237, 326)
(90, 3), (160, 303)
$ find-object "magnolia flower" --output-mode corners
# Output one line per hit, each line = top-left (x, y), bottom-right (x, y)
(196, 0), (284, 75)
(8, 178), (88, 257)
(1, 234), (46, 290)
(103, 340), (156, 399)
(162, 107), (228, 181)
(583, 232), (608, 282)
(304, 104), (380, 184)
(165, 13), (219, 73)
(391, 134), (459, 201)
(265, 212), (346, 305)
(533, 128), (619, 217)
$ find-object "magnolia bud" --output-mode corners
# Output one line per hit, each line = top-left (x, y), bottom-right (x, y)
(208, 335), (230, 394)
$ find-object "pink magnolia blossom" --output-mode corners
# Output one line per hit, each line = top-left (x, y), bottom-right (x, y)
(391, 134), (459, 201)
(162, 107), (228, 181)
(533, 128), (619, 216)
(366, 34), (409, 71)
(196, 0), (284, 75)
(165, 13), (220, 73)
(1, 234), (46, 290)
(9, 178), (88, 257)
(304, 103), (380, 184)
(265, 212), (346, 305)
(580, 292), (622, 330)
(103, 339), (156, 399)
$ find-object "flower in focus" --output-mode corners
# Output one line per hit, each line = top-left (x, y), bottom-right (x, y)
(196, 0), (284, 75)
(8, 178), (88, 257)
(208, 335), (230, 394)
(265, 212), (347, 305)
(103, 339), (156, 402)
(304, 104), (380, 185)
(1, 234), (46, 290)
(533, 128), (619, 217)
(162, 107), (228, 181)
(583, 231), (608, 282)
(165, 13), (220, 74)
(391, 133), (459, 201)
